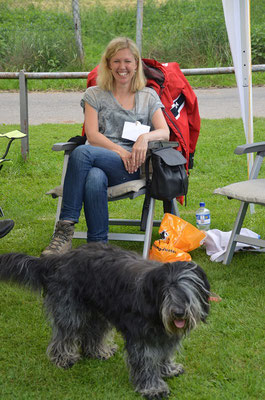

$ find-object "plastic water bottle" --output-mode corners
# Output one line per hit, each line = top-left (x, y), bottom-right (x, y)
(196, 202), (211, 231)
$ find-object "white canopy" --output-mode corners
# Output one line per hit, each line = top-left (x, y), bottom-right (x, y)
(222, 0), (253, 175)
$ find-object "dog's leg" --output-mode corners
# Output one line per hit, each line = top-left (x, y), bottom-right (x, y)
(126, 340), (170, 400)
(47, 328), (81, 369)
(81, 311), (117, 360)
(157, 340), (184, 379)
(44, 294), (82, 369)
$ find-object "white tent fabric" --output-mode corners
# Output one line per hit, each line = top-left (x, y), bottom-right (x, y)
(222, 0), (253, 175)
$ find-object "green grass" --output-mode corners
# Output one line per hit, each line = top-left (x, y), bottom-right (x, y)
(0, 119), (265, 399)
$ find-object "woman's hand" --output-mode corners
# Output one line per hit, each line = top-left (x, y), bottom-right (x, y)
(116, 147), (136, 174)
(129, 108), (170, 172)
(130, 134), (149, 171)
(131, 108), (169, 171)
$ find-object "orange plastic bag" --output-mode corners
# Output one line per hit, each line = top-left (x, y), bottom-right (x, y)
(149, 214), (206, 262)
(159, 213), (206, 252)
(149, 240), (191, 262)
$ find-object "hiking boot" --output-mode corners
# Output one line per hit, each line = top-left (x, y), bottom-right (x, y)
(41, 220), (75, 256)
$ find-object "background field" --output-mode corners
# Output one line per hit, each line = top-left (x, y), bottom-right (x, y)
(0, 0), (265, 90)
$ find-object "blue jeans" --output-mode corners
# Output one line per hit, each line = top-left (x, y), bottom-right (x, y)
(60, 144), (140, 242)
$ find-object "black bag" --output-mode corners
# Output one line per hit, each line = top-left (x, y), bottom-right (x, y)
(68, 135), (86, 145)
(145, 147), (188, 201)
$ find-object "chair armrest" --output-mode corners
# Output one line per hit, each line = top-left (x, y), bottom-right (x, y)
(52, 140), (178, 152)
(235, 142), (265, 155)
(148, 140), (178, 150)
(52, 142), (78, 152)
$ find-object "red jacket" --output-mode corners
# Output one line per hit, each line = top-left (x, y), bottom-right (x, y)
(83, 59), (200, 169)
(142, 59), (200, 169)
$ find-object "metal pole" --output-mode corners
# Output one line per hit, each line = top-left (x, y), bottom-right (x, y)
(136, 0), (144, 54)
(1, 65), (264, 80)
(72, 0), (84, 64)
(19, 70), (29, 160)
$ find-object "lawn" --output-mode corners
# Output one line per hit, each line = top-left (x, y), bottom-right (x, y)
(0, 118), (265, 399)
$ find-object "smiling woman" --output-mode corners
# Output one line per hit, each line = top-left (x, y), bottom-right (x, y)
(97, 37), (146, 93)
(100, 44), (140, 111)
(109, 48), (138, 96)
(41, 36), (169, 256)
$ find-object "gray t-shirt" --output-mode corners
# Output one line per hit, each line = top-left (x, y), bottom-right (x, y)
(81, 86), (164, 151)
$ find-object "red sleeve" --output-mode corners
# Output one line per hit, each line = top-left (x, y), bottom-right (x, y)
(82, 66), (99, 136)
(86, 65), (99, 88)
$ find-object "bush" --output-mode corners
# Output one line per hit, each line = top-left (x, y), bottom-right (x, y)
(0, 4), (79, 72)
(141, 0), (232, 67)
(251, 26), (265, 64)
(0, 0), (264, 73)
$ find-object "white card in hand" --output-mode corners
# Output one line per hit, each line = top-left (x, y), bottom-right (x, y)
(122, 121), (150, 142)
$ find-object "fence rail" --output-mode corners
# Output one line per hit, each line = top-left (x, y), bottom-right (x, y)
(0, 64), (265, 160)
(1, 64), (265, 80)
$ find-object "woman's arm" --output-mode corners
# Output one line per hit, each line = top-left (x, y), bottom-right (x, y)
(130, 108), (170, 171)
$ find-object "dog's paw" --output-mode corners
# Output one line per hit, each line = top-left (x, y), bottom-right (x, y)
(60, 360), (76, 369)
(173, 363), (185, 377)
(139, 381), (170, 400)
(83, 343), (118, 360)
(160, 362), (185, 378)
(48, 348), (81, 369)
(143, 390), (169, 400)
(52, 355), (80, 369)
(97, 345), (118, 360)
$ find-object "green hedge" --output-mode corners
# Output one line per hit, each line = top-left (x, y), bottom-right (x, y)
(0, 0), (264, 72)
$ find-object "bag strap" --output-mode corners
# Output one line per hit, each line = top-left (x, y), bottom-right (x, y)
(140, 153), (152, 231)
(163, 200), (172, 213)
(140, 191), (151, 232)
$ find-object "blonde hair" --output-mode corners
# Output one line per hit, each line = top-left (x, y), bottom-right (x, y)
(97, 37), (146, 92)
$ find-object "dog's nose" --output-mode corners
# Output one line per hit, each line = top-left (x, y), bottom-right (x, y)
(173, 308), (185, 319)
(174, 312), (185, 319)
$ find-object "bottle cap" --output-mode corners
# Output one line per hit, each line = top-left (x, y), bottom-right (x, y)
(200, 202), (205, 207)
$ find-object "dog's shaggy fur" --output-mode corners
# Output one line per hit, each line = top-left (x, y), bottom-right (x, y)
(0, 242), (210, 399)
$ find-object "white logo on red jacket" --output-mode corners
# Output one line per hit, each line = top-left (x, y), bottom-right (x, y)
(170, 93), (185, 120)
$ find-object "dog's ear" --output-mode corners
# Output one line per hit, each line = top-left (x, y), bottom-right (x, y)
(194, 263), (211, 292)
(167, 261), (211, 322)
(136, 267), (167, 319)
(193, 263), (211, 321)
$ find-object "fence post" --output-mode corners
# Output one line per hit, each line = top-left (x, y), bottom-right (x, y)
(136, 0), (144, 54)
(72, 0), (84, 64)
(19, 70), (29, 160)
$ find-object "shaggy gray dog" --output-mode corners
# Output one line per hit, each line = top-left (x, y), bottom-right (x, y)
(0, 242), (210, 399)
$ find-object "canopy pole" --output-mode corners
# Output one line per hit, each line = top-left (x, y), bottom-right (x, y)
(136, 0), (144, 54)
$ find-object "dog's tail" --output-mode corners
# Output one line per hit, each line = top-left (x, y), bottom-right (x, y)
(0, 252), (51, 291)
